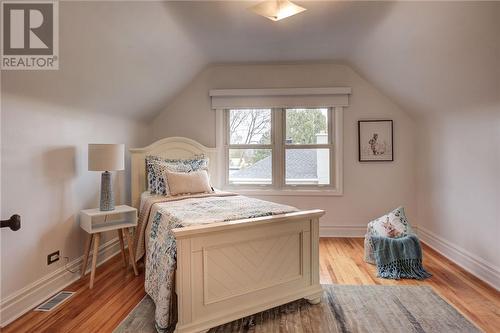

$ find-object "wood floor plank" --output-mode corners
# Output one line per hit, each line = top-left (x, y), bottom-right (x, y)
(2, 238), (499, 332)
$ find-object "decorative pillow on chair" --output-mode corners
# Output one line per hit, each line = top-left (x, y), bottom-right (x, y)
(364, 206), (414, 264)
(146, 155), (209, 195)
(165, 169), (213, 196)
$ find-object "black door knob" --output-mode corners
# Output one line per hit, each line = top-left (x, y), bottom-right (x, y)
(1, 214), (21, 231)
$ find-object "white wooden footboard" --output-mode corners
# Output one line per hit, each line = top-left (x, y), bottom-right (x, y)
(172, 209), (325, 333)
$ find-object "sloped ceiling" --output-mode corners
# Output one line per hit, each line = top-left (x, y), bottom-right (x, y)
(2, 1), (499, 120)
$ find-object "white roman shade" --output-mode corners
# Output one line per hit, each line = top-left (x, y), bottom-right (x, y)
(88, 144), (125, 171)
(209, 87), (351, 109)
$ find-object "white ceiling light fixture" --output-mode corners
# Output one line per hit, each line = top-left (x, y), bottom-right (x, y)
(250, 0), (307, 22)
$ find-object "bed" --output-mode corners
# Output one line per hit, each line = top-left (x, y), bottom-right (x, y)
(130, 137), (324, 333)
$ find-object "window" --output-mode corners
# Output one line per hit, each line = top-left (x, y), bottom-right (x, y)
(227, 109), (272, 185)
(224, 107), (338, 191)
(284, 108), (330, 185)
(211, 87), (350, 195)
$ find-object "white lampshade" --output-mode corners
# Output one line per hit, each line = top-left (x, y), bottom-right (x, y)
(88, 144), (125, 171)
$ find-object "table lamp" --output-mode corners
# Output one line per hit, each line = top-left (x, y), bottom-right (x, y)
(88, 144), (125, 211)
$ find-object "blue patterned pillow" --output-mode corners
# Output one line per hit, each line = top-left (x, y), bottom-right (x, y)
(146, 155), (209, 195)
(163, 155), (209, 171)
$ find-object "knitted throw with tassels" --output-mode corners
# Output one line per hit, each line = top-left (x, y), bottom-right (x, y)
(371, 234), (432, 280)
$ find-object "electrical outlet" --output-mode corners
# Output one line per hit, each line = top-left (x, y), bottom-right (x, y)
(47, 250), (60, 265)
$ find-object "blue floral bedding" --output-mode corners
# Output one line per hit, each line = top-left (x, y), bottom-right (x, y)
(142, 194), (298, 332)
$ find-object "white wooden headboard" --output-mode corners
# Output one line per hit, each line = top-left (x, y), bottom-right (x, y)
(129, 137), (219, 209)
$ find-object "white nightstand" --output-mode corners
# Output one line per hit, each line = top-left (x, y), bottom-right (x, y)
(80, 205), (139, 289)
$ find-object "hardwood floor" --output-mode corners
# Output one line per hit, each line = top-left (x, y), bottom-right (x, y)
(1, 255), (146, 333)
(3, 238), (499, 332)
(319, 238), (500, 333)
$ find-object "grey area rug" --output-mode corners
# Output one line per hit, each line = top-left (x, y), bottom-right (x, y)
(114, 285), (479, 333)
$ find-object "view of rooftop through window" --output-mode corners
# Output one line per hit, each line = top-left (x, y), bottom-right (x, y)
(228, 109), (272, 184)
(228, 108), (331, 186)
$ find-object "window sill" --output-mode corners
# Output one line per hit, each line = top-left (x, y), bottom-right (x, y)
(222, 188), (343, 197)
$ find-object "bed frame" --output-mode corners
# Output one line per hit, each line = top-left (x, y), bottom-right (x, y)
(130, 137), (324, 333)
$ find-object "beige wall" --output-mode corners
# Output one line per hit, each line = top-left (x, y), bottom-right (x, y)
(151, 63), (417, 234)
(0, 93), (149, 300)
(416, 109), (500, 285)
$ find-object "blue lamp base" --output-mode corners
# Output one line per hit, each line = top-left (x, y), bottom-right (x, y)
(100, 171), (114, 211)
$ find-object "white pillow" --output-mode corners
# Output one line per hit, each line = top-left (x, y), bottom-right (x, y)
(364, 206), (414, 264)
(165, 170), (213, 196)
(367, 206), (413, 239)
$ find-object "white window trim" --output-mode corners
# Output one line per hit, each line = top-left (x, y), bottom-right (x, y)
(211, 88), (350, 197)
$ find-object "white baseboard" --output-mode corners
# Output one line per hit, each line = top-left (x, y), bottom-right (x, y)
(0, 237), (122, 327)
(417, 226), (500, 291)
(320, 225), (366, 237)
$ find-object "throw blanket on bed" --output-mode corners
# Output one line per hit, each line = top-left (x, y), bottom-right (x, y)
(133, 191), (236, 262)
(371, 234), (431, 280)
(144, 195), (298, 332)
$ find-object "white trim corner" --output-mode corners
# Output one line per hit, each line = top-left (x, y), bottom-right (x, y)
(319, 225), (366, 238)
(417, 226), (500, 291)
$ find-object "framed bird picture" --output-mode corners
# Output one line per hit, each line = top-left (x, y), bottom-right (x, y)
(358, 120), (393, 162)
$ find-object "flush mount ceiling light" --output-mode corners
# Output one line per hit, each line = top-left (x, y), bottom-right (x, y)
(250, 0), (307, 21)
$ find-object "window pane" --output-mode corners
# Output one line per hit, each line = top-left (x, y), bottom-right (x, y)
(285, 149), (330, 185)
(285, 108), (328, 145)
(229, 109), (272, 145)
(228, 149), (272, 184)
